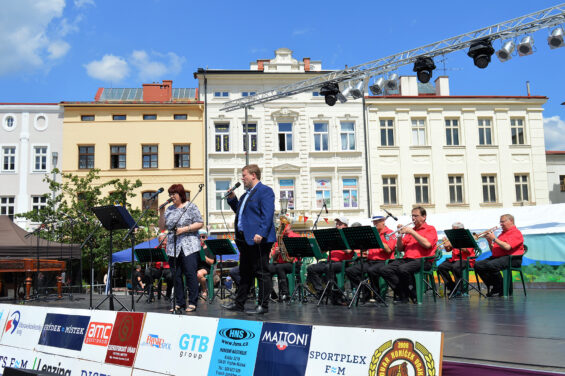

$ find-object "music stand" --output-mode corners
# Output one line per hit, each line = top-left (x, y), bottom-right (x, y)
(204, 239), (237, 302)
(444, 229), (486, 299)
(282, 236), (317, 304)
(92, 205), (136, 311)
(134, 248), (168, 303)
(341, 226), (387, 307)
(312, 228), (350, 306)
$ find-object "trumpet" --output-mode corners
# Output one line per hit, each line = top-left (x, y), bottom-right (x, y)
(385, 222), (414, 240)
(473, 226), (500, 240)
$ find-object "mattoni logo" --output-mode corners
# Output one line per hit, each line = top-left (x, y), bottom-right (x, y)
(4, 311), (20, 334)
(218, 328), (255, 341)
(261, 330), (309, 351)
(84, 322), (113, 346)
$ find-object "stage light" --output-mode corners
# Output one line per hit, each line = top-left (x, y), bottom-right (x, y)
(320, 83), (340, 106)
(369, 77), (385, 95)
(467, 39), (495, 69)
(413, 57), (436, 83)
(496, 41), (515, 62)
(337, 83), (352, 103)
(350, 80), (364, 99)
(517, 36), (534, 56)
(548, 28), (565, 49)
(385, 74), (399, 91)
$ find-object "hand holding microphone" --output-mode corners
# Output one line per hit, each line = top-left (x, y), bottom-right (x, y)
(223, 182), (241, 199)
(159, 197), (173, 210)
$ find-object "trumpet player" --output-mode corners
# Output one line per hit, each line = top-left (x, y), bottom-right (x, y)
(379, 206), (438, 304)
(474, 214), (524, 297)
(437, 222), (475, 296)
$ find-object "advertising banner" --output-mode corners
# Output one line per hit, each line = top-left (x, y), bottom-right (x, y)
(0, 305), (13, 343)
(79, 310), (117, 363)
(134, 313), (219, 375)
(253, 322), (312, 376)
(0, 344), (37, 373)
(105, 312), (144, 367)
(38, 313), (91, 352)
(208, 318), (263, 376)
(74, 358), (133, 376)
(0, 306), (47, 350)
(305, 325), (443, 376)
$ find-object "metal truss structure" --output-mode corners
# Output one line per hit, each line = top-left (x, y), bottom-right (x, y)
(222, 3), (565, 112)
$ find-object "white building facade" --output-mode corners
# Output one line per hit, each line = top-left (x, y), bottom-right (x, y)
(0, 104), (63, 230)
(546, 151), (565, 204)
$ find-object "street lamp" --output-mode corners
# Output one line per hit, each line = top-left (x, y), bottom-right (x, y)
(279, 197), (289, 215)
(51, 152), (58, 201)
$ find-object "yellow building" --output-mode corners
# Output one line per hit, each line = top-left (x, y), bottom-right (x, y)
(61, 80), (205, 214)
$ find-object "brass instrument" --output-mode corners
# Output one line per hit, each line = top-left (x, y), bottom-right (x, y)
(385, 222), (414, 240)
(274, 216), (293, 263)
(473, 226), (500, 240)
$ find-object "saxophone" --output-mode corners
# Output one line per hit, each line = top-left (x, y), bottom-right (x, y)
(275, 216), (293, 263)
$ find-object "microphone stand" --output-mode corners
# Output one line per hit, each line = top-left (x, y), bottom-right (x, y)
(81, 222), (102, 309)
(311, 202), (327, 231)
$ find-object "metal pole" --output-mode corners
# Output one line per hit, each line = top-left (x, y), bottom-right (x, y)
(204, 74), (209, 225)
(362, 96), (372, 217)
(244, 106), (249, 166)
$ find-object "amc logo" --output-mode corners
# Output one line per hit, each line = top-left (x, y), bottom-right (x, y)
(218, 328), (255, 341)
(84, 322), (113, 346)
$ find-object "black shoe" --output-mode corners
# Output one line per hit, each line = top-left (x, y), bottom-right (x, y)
(270, 291), (279, 300)
(278, 294), (290, 302)
(393, 297), (409, 304)
(486, 289), (502, 297)
(246, 306), (268, 315)
(222, 302), (244, 312)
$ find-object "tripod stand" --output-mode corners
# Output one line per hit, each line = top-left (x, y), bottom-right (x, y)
(282, 236), (317, 303)
(205, 239), (237, 302)
(134, 248), (168, 303)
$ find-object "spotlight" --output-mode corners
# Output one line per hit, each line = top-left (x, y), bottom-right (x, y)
(338, 83), (352, 103)
(385, 74), (399, 91)
(517, 36), (534, 56)
(369, 77), (385, 95)
(548, 28), (565, 49)
(496, 41), (515, 62)
(320, 83), (340, 106)
(467, 39), (495, 69)
(350, 80), (364, 99)
(413, 57), (436, 83)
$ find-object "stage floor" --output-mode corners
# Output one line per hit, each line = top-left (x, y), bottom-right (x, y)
(12, 288), (565, 374)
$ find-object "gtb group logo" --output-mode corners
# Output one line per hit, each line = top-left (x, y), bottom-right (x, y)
(4, 311), (20, 334)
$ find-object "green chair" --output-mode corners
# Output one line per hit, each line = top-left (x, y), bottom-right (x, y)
(413, 248), (442, 304)
(502, 245), (528, 297)
(199, 248), (217, 303)
(309, 238), (353, 292)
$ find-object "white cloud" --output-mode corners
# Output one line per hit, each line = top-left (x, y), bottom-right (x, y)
(544, 116), (565, 151)
(84, 55), (129, 82)
(0, 0), (70, 76)
(129, 50), (186, 81)
(74, 0), (95, 8)
(292, 28), (312, 36)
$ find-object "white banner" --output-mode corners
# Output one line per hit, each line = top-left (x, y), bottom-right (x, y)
(0, 305), (14, 343)
(78, 310), (117, 363)
(74, 358), (133, 376)
(0, 344), (37, 373)
(0, 306), (47, 351)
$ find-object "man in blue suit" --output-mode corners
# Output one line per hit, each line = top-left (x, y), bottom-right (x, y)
(223, 164), (276, 314)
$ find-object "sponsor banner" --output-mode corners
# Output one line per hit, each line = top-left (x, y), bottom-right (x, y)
(253, 322), (312, 376)
(208, 318), (263, 376)
(134, 313), (218, 375)
(38, 313), (91, 352)
(105, 312), (144, 367)
(305, 326), (443, 376)
(132, 369), (168, 376)
(74, 358), (133, 376)
(0, 305), (13, 343)
(79, 310), (117, 363)
(0, 344), (37, 373)
(0, 306), (47, 350)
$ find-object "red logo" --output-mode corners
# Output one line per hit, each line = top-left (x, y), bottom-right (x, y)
(84, 322), (113, 346)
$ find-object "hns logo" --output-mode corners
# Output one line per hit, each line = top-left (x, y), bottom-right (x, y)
(5, 311), (20, 334)
(218, 328), (255, 341)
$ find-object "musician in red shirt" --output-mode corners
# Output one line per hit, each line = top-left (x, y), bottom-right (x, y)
(437, 222), (476, 295)
(380, 206), (438, 303)
(269, 221), (301, 302)
(475, 214), (524, 297)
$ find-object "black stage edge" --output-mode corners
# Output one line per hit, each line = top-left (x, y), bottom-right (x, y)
(8, 289), (565, 374)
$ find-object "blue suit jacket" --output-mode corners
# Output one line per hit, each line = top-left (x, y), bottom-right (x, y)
(227, 181), (276, 246)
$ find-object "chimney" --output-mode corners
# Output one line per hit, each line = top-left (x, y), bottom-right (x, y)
(399, 76), (418, 96)
(435, 76), (450, 96)
(142, 80), (173, 102)
(303, 57), (311, 72)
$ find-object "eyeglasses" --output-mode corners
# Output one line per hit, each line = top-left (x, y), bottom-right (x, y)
(200, 236), (207, 239)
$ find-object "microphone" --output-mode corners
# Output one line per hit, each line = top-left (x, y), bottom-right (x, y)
(159, 197), (173, 210)
(323, 201), (328, 214)
(384, 209), (398, 221)
(222, 182), (241, 199)
(148, 187), (164, 200)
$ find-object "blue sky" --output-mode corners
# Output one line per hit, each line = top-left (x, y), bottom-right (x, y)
(1, 0), (564, 149)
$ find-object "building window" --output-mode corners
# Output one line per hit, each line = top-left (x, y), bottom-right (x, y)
(2, 146), (16, 172)
(342, 178), (358, 208)
(4, 115), (15, 130)
(110, 145), (126, 169)
(214, 123), (229, 152)
(414, 175), (430, 204)
(445, 119), (460, 146)
(515, 174), (529, 202)
(33, 146), (48, 172)
(278, 122), (293, 151)
(174, 114), (187, 120)
(142, 145), (158, 168)
(448, 175), (464, 204)
(561, 175), (565, 192)
(313, 122), (329, 151)
(214, 91), (229, 98)
(112, 114), (126, 121)
(312, 91), (321, 97)
(174, 145), (190, 168)
(382, 176), (397, 205)
(243, 123), (257, 152)
(141, 191), (159, 212)
(511, 118), (525, 145)
(478, 118), (493, 145)
(411, 119), (426, 146)
(78, 146), (94, 169)
(215, 181), (231, 210)
(380, 119), (395, 146)
(0, 197), (15, 220)
(241, 91), (256, 97)
(482, 175), (497, 203)
(279, 179), (295, 210)
(143, 114), (157, 120)
(81, 115), (95, 121)
(340, 121), (355, 151)
(32, 196), (47, 212)
(315, 179), (331, 208)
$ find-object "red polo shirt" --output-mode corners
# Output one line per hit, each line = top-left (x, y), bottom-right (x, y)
(402, 222), (438, 259)
(448, 248), (476, 267)
(271, 230), (301, 263)
(492, 226), (524, 257)
(367, 226), (396, 261)
(330, 249), (354, 262)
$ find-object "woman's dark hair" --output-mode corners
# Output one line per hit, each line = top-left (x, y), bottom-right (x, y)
(168, 184), (187, 203)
